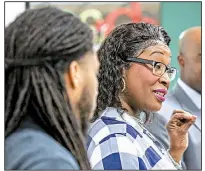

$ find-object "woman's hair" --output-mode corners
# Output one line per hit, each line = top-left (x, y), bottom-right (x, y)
(93, 22), (171, 121)
(5, 7), (93, 169)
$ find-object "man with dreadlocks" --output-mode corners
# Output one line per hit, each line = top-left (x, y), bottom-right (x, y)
(87, 22), (196, 170)
(5, 7), (99, 169)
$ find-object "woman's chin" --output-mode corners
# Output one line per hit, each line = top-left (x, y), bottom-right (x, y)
(147, 103), (162, 112)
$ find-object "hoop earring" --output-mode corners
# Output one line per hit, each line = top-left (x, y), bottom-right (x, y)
(121, 78), (126, 92)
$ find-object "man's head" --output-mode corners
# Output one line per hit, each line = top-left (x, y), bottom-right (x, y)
(178, 26), (201, 93)
(64, 51), (99, 135)
(5, 7), (99, 169)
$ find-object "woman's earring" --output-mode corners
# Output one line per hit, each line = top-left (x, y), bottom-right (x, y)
(121, 78), (126, 92)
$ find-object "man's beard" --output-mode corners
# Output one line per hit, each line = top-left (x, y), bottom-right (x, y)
(77, 86), (94, 137)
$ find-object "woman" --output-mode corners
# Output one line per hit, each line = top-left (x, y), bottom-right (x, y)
(87, 22), (196, 170)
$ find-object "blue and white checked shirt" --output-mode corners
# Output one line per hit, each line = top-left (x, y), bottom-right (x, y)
(87, 107), (180, 170)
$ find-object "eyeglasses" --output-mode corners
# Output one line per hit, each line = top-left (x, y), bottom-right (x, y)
(126, 57), (177, 81)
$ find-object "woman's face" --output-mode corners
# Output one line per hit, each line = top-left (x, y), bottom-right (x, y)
(122, 43), (172, 113)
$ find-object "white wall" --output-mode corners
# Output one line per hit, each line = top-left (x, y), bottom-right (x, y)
(5, 2), (26, 26)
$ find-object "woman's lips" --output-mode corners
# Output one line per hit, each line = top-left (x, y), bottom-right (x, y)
(153, 89), (167, 102)
(153, 92), (165, 102)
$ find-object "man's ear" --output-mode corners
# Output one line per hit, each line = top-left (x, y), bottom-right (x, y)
(65, 61), (82, 89)
(178, 55), (185, 67)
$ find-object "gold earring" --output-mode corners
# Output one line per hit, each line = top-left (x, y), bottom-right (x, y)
(121, 78), (126, 92)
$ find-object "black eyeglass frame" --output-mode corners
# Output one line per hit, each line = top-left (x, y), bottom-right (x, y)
(125, 57), (177, 81)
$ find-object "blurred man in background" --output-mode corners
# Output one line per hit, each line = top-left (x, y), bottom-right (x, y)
(5, 7), (99, 170)
(146, 26), (201, 169)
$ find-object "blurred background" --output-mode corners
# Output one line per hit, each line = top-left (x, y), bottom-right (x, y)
(5, 1), (201, 90)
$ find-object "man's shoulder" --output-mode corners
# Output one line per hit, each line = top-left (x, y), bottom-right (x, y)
(5, 121), (79, 169)
(157, 91), (181, 120)
(164, 91), (179, 104)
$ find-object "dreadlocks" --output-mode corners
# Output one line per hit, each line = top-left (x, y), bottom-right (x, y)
(5, 7), (93, 169)
(93, 22), (171, 121)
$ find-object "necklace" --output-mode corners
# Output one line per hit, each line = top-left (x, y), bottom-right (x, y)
(131, 114), (166, 155)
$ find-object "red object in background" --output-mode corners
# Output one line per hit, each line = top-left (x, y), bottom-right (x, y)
(102, 2), (158, 35)
(95, 20), (105, 32)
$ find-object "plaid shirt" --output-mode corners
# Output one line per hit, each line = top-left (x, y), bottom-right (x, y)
(87, 107), (181, 170)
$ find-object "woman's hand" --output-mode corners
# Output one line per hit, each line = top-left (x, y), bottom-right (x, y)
(166, 109), (197, 163)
